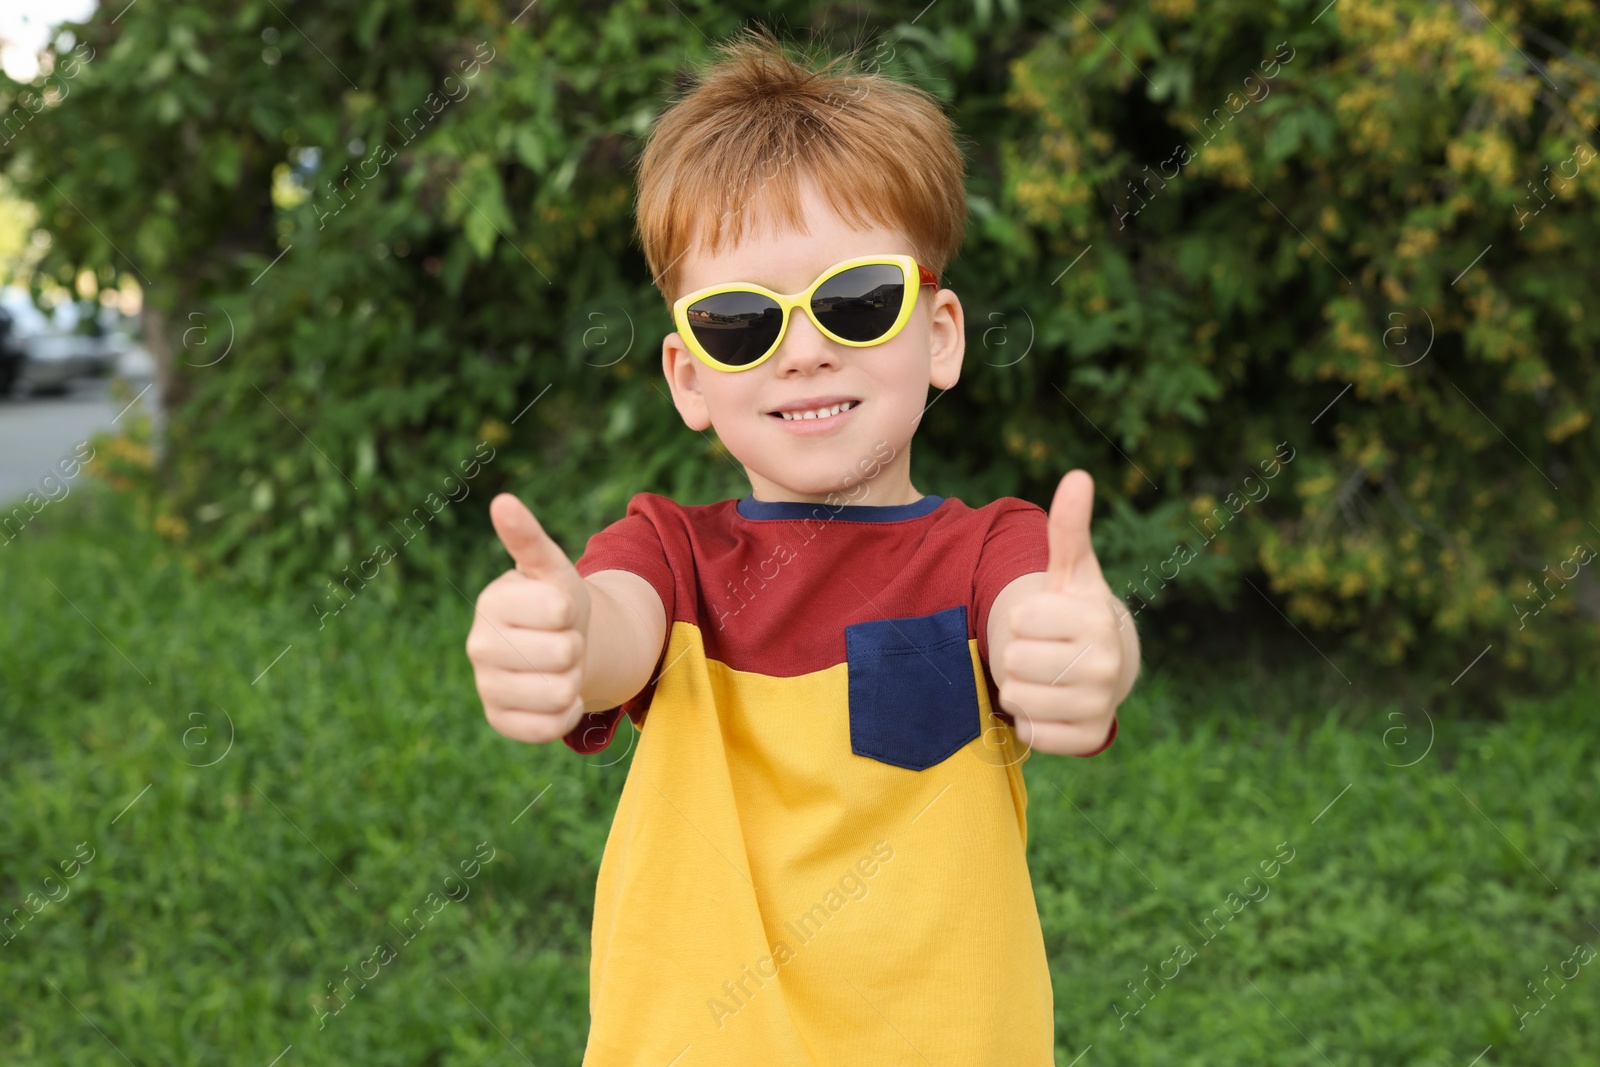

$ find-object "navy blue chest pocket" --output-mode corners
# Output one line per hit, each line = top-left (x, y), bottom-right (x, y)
(845, 605), (981, 771)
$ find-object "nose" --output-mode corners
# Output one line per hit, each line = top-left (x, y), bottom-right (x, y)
(771, 306), (842, 376)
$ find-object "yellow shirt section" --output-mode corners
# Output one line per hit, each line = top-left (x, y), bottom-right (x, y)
(581, 620), (1055, 1067)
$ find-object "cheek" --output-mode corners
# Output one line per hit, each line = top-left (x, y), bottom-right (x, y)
(704, 376), (765, 433)
(727, 375), (765, 411)
(869, 334), (931, 407)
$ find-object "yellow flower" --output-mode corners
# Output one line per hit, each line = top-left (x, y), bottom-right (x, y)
(154, 513), (189, 541)
(1150, 0), (1196, 17)
(477, 418), (510, 447)
(1547, 407), (1590, 442)
(1394, 226), (1438, 260)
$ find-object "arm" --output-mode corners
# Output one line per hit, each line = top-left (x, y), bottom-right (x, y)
(473, 493), (671, 749)
(980, 471), (1135, 756)
(578, 569), (668, 712)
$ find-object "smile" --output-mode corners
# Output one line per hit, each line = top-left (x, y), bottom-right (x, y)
(772, 400), (858, 421)
(767, 399), (860, 435)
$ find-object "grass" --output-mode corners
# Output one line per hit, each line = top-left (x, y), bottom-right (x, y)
(2, 484), (1596, 1065)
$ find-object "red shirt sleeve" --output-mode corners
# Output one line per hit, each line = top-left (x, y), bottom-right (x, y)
(562, 495), (677, 755)
(971, 497), (1117, 758)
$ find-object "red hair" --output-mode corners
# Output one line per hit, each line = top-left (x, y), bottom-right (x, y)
(633, 24), (969, 306)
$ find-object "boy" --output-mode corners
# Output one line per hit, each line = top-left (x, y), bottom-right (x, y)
(465, 26), (1140, 1066)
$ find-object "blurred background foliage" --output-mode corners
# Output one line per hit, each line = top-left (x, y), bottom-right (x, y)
(2, 0), (1597, 702)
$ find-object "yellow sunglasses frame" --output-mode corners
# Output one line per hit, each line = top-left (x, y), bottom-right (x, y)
(672, 253), (939, 373)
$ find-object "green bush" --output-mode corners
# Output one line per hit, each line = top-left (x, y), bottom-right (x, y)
(3, 0), (1596, 698)
(998, 0), (1600, 683)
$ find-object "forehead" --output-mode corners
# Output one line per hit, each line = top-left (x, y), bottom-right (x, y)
(675, 176), (915, 297)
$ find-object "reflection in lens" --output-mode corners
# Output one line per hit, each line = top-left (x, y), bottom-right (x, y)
(813, 264), (905, 342)
(687, 292), (783, 366)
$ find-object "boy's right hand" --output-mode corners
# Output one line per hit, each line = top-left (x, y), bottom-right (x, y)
(466, 493), (593, 744)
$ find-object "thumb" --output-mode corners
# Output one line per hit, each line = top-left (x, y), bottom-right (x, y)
(1044, 470), (1098, 593)
(490, 493), (574, 581)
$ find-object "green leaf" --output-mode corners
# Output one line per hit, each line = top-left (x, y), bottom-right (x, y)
(514, 125), (546, 173)
(210, 140), (243, 187)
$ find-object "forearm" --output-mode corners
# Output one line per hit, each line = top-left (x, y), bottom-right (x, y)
(579, 571), (665, 711)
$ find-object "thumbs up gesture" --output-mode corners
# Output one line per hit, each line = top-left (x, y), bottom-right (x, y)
(464, 493), (594, 744)
(995, 471), (1130, 754)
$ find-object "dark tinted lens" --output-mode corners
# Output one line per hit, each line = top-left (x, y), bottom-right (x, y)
(685, 291), (783, 366)
(811, 264), (906, 342)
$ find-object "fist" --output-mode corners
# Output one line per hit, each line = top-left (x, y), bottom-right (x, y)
(465, 493), (593, 744)
(997, 471), (1127, 752)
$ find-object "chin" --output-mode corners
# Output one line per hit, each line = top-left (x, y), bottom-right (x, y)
(753, 469), (849, 502)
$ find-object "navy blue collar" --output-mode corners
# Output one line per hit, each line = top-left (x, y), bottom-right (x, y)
(737, 493), (944, 522)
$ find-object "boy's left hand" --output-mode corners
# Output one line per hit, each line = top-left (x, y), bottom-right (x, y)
(997, 471), (1127, 752)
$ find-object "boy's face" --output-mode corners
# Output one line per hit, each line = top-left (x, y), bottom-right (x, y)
(662, 175), (964, 506)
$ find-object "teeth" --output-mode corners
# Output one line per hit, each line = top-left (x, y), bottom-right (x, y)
(780, 401), (855, 421)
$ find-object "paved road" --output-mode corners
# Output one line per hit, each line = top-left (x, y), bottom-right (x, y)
(0, 362), (160, 506)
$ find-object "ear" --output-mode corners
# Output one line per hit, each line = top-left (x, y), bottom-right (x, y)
(927, 288), (964, 391)
(662, 333), (713, 431)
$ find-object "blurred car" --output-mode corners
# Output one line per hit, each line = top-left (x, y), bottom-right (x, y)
(0, 305), (25, 396)
(0, 287), (128, 395)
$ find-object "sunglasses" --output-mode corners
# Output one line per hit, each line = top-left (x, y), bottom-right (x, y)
(673, 253), (939, 373)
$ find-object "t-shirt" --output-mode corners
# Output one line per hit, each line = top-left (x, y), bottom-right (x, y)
(564, 490), (1117, 1066)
